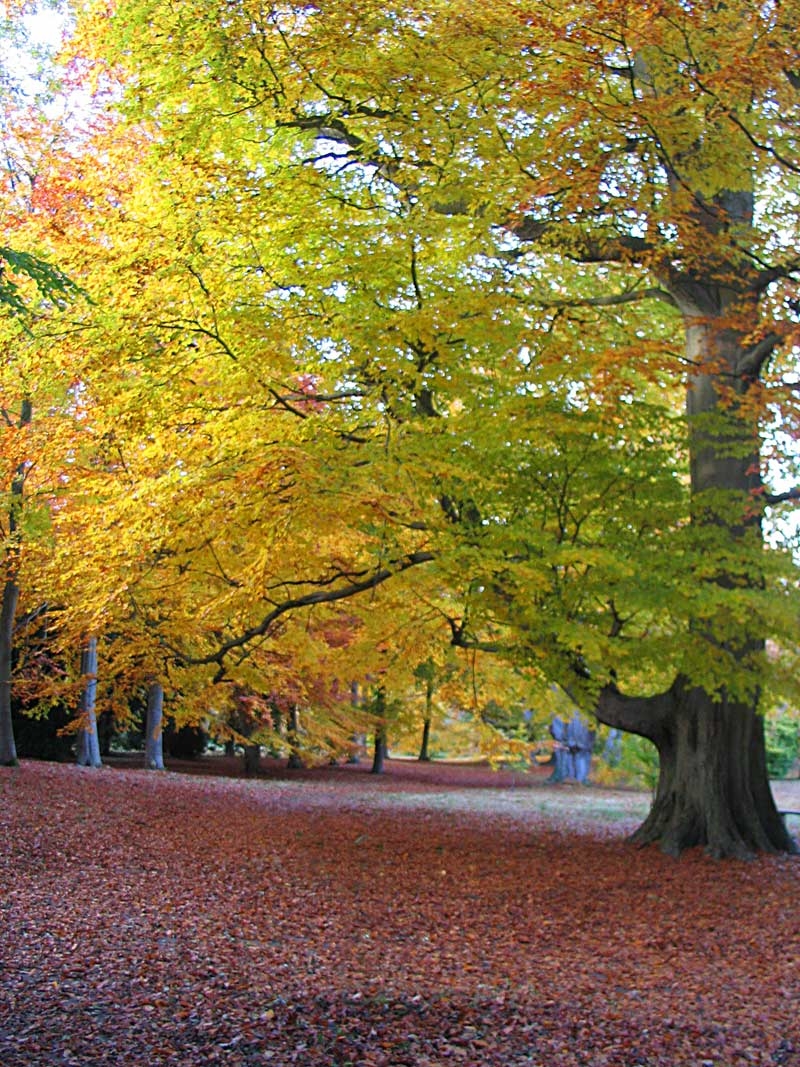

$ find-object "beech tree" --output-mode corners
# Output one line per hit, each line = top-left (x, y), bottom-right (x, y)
(52, 0), (800, 855)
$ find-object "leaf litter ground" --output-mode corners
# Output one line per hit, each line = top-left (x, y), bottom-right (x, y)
(1, 758), (799, 1066)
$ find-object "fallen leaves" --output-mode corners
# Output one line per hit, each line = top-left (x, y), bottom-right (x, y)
(0, 758), (799, 1066)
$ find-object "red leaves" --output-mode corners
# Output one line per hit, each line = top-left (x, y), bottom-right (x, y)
(1, 759), (799, 1066)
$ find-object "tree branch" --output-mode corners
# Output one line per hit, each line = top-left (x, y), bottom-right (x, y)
(764, 487), (800, 506)
(738, 332), (782, 379)
(595, 682), (674, 742)
(507, 218), (654, 266)
(754, 259), (800, 293)
(180, 549), (435, 670)
(534, 286), (677, 311)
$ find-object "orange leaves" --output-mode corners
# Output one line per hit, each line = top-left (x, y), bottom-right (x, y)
(3, 759), (800, 1065)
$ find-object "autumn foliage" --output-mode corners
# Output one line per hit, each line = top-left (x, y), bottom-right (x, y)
(1, 0), (800, 854)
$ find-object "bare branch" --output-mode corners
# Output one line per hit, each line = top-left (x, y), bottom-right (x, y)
(764, 487), (800, 506)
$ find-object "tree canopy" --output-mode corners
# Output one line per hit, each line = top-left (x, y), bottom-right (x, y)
(3, 0), (799, 853)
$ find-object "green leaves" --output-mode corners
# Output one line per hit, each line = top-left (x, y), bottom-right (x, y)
(0, 247), (80, 318)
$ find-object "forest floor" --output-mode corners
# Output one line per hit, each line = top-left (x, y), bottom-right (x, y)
(1, 758), (799, 1066)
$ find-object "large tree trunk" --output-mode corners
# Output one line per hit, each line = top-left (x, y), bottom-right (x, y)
(607, 159), (796, 856)
(592, 312), (797, 857)
(597, 682), (796, 858)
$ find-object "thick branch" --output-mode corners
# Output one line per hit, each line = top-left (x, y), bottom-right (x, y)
(754, 262), (800, 293)
(737, 332), (782, 379)
(278, 114), (365, 152)
(764, 487), (800, 506)
(448, 624), (507, 655)
(595, 682), (674, 742)
(570, 233), (653, 264)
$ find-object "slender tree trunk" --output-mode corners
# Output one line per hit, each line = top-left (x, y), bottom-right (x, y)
(264, 702), (282, 757)
(145, 681), (165, 770)
(243, 743), (261, 775)
(98, 711), (114, 757)
(371, 689), (388, 774)
(418, 678), (433, 761)
(371, 723), (387, 774)
(75, 638), (102, 768)
(0, 577), (19, 766)
(286, 704), (302, 769)
(418, 716), (431, 762)
(0, 399), (31, 767)
(347, 681), (362, 763)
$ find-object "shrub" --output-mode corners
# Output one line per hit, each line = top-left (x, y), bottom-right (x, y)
(765, 713), (799, 779)
(593, 732), (659, 792)
(165, 723), (208, 759)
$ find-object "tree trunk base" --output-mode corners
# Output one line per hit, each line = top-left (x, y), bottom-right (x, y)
(243, 744), (261, 776)
(634, 683), (797, 859)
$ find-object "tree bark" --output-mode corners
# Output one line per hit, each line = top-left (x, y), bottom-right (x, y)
(243, 743), (261, 775)
(593, 130), (799, 855)
(0, 577), (19, 766)
(75, 638), (102, 768)
(347, 682), (362, 763)
(597, 681), (795, 858)
(144, 681), (165, 770)
(418, 677), (433, 761)
(591, 300), (797, 857)
(286, 704), (303, 769)
(370, 687), (388, 774)
(418, 716), (431, 762)
(371, 722), (387, 775)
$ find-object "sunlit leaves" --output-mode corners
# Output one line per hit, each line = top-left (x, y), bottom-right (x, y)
(7, 0), (795, 752)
